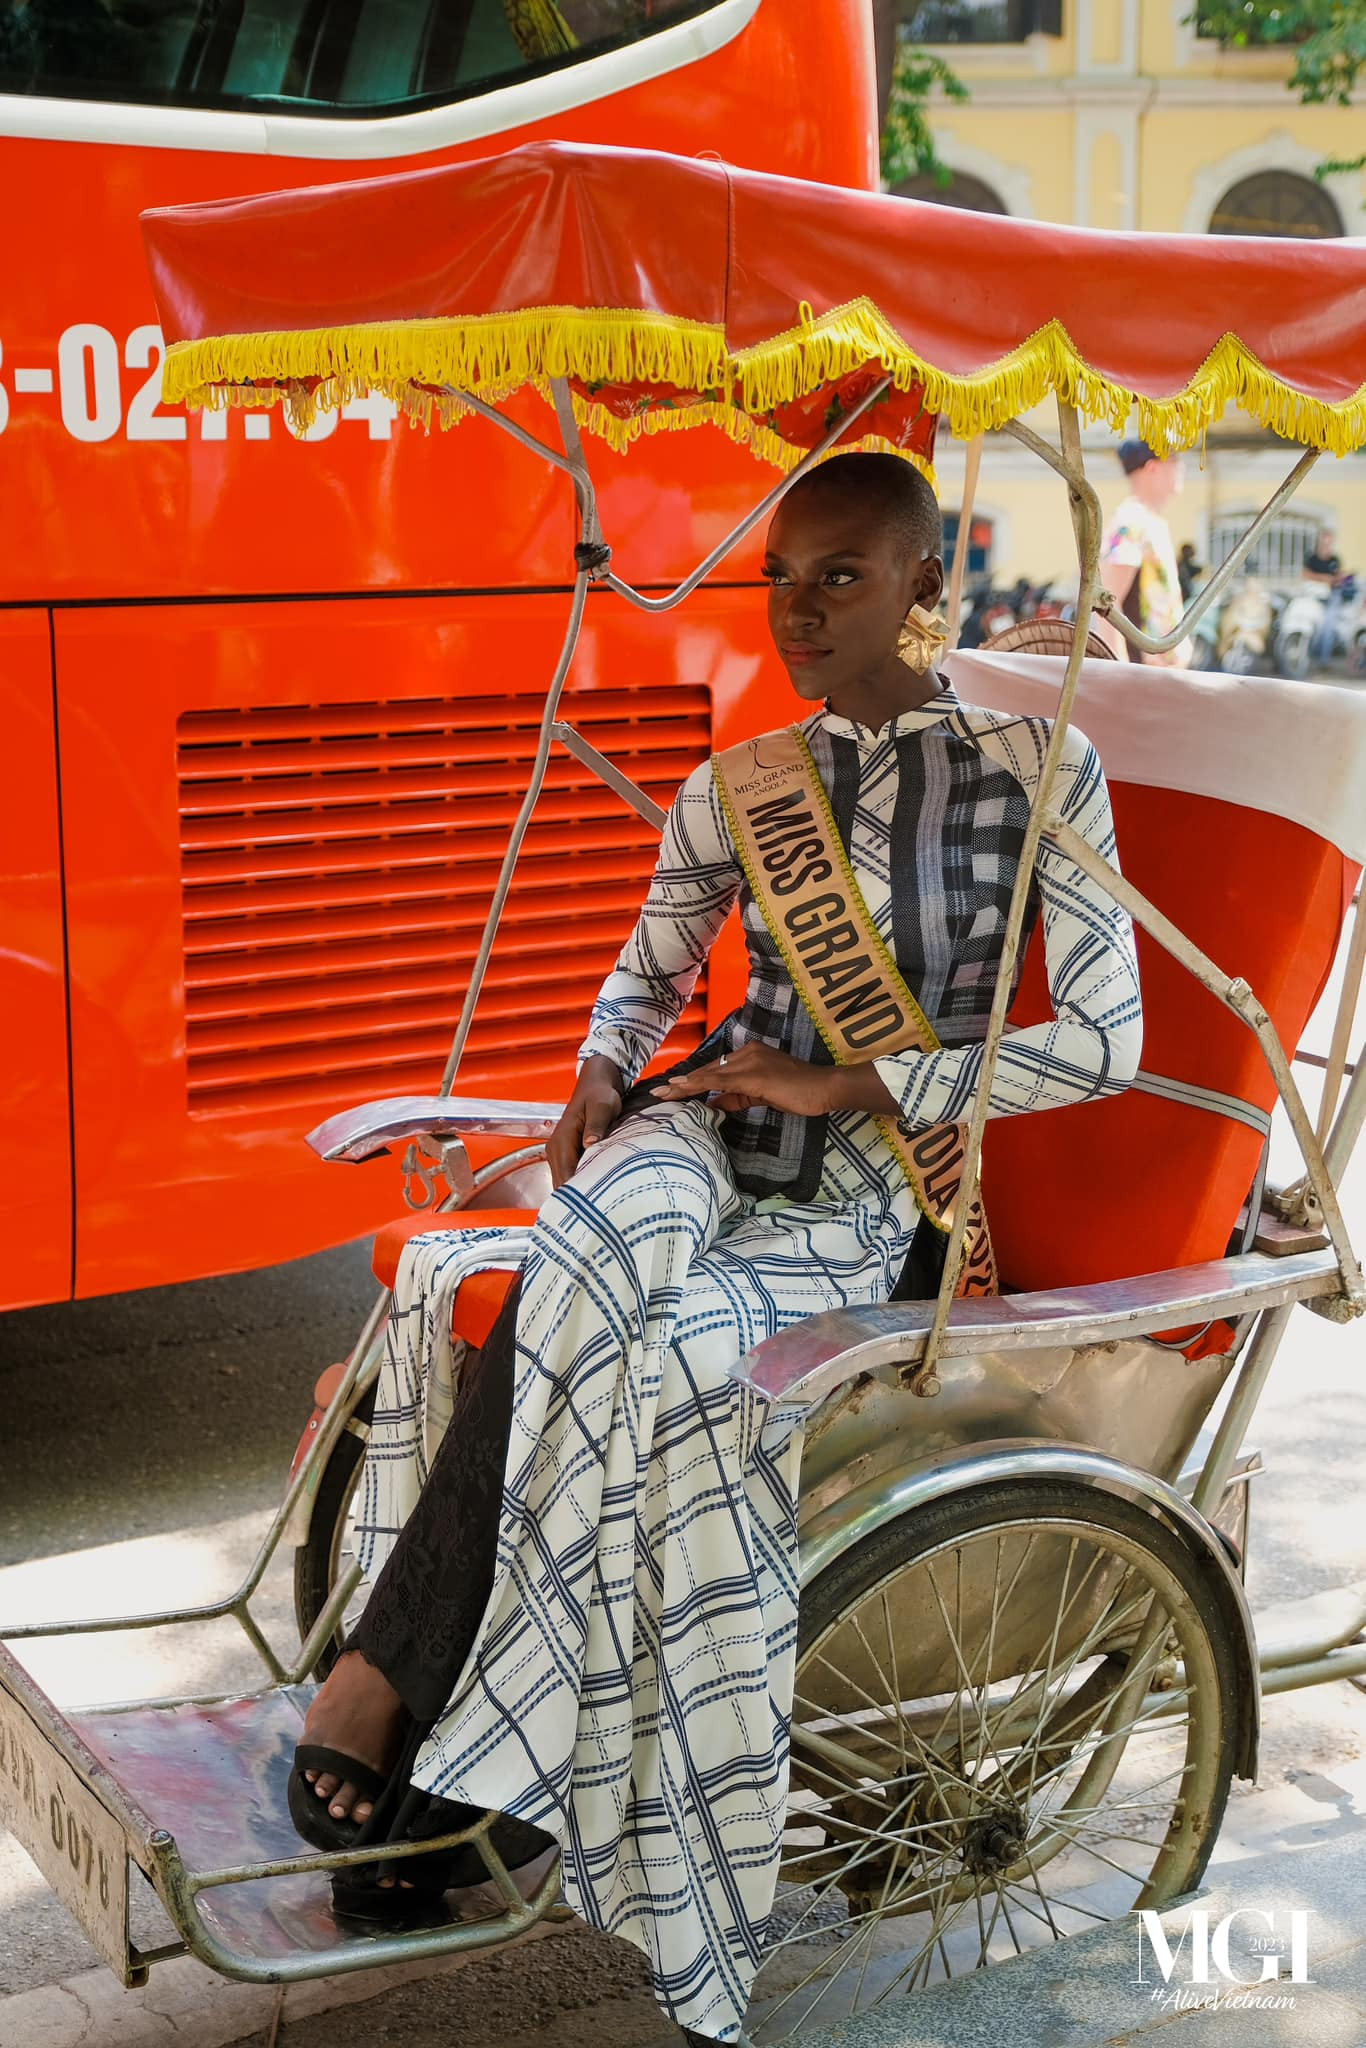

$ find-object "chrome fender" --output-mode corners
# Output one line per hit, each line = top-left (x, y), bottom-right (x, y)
(797, 1437), (1259, 1782)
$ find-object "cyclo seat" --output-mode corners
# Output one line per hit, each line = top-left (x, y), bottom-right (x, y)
(950, 652), (1366, 1330)
(371, 1209), (529, 1344)
(370, 655), (1366, 1357)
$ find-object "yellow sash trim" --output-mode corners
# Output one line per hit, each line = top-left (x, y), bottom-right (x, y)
(713, 726), (997, 1298)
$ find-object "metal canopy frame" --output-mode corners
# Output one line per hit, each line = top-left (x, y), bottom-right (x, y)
(418, 371), (1366, 1665)
(6, 377), (1366, 1998)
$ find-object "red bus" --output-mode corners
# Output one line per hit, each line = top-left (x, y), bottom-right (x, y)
(0, 0), (878, 1311)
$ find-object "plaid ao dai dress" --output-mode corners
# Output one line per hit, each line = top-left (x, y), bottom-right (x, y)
(355, 690), (1142, 2041)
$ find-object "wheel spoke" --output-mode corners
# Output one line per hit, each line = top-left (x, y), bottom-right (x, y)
(992, 1877), (1025, 1955)
(922, 1555), (1015, 1789)
(1034, 1811), (1151, 1885)
(764, 1494), (1230, 2041)
(1014, 1844), (1064, 1942)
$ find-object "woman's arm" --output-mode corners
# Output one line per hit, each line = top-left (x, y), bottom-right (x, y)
(548, 763), (742, 1184)
(576, 761), (742, 1086)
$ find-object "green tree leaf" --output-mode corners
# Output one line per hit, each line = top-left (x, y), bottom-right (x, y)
(880, 40), (970, 189)
(1189, 2), (1366, 173)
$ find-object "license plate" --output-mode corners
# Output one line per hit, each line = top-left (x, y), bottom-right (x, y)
(0, 1677), (131, 1982)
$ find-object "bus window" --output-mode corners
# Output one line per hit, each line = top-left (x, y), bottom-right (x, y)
(0, 0), (720, 114)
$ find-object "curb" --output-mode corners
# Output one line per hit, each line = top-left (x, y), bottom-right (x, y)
(0, 1915), (578, 2048)
(795, 1833), (1366, 2048)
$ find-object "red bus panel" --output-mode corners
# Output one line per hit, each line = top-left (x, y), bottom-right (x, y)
(0, 612), (71, 1308)
(55, 585), (793, 1296)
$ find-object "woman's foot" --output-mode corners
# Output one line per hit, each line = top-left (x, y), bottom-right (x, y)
(299, 1650), (406, 1825)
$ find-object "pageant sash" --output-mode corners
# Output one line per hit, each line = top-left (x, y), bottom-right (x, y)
(713, 726), (997, 1298)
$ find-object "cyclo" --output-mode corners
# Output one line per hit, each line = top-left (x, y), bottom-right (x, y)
(4, 143), (1366, 2041)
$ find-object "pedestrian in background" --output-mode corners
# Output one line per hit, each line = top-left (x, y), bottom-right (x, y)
(1099, 439), (1194, 666)
(1178, 540), (1203, 602)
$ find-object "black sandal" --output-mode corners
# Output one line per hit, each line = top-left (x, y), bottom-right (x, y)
(288, 1745), (392, 1854)
(331, 1788), (557, 1924)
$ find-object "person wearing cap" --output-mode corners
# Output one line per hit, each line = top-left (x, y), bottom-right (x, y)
(1099, 438), (1194, 667)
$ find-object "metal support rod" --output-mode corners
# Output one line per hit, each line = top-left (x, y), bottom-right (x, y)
(598, 376), (895, 614)
(1190, 1302), (1295, 1522)
(552, 721), (667, 828)
(0, 1286), (391, 1653)
(1258, 1637), (1366, 1696)
(438, 381), (587, 481)
(943, 433), (983, 654)
(1257, 1587), (1366, 1672)
(1316, 891), (1366, 1145)
(1044, 813), (1364, 1309)
(128, 1942), (189, 1971)
(232, 1603), (287, 1685)
(1326, 1045), (1366, 1185)
(284, 1560), (365, 1685)
(453, 372), (894, 614)
(439, 382), (596, 1095)
(439, 577), (587, 1094)
(912, 398), (1102, 1390)
(1000, 429), (1320, 660)
(1276, 1031), (1366, 1231)
(434, 373), (894, 1093)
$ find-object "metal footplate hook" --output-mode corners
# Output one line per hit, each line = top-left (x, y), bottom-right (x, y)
(400, 1135), (475, 1212)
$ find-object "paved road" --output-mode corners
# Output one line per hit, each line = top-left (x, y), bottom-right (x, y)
(2, 958), (1365, 2043)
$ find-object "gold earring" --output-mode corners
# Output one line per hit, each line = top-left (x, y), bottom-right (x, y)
(898, 602), (947, 674)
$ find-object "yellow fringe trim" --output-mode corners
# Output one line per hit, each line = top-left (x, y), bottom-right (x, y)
(162, 300), (1366, 461)
(561, 384), (939, 487)
(162, 306), (731, 431)
(734, 300), (1366, 459)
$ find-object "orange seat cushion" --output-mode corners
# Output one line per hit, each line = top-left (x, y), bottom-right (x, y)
(982, 785), (1355, 1292)
(372, 1208), (535, 1345)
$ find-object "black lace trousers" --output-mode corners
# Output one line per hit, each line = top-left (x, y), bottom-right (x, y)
(347, 1280), (522, 1720)
(344, 1210), (946, 1723)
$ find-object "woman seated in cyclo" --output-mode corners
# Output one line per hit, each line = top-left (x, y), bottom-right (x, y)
(289, 452), (1143, 2045)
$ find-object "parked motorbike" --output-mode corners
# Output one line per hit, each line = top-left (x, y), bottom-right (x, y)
(1276, 574), (1366, 680)
(958, 578), (1059, 649)
(1216, 578), (1280, 675)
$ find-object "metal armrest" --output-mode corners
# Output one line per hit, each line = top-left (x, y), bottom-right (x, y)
(733, 1248), (1340, 1407)
(306, 1095), (564, 1164)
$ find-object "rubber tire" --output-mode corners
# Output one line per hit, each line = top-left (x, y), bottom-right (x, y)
(294, 1421), (368, 1680)
(1277, 630), (1312, 681)
(792, 1475), (1241, 1905)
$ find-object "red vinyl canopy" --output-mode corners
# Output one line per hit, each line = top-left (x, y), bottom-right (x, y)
(145, 140), (1366, 473)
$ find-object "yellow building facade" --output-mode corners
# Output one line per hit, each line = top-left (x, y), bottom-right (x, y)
(909, 0), (1366, 594)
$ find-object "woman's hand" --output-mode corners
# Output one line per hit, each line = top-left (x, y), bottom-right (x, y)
(547, 1055), (625, 1188)
(653, 1043), (837, 1118)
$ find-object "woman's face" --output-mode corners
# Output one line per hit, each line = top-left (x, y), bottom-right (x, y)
(762, 487), (943, 705)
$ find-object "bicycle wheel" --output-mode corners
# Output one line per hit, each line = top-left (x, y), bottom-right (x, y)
(750, 1474), (1240, 2042)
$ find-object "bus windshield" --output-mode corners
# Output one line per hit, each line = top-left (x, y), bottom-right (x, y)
(0, 0), (721, 116)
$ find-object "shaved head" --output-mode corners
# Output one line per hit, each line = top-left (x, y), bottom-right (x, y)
(779, 451), (942, 563)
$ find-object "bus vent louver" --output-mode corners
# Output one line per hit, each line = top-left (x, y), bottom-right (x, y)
(176, 686), (711, 1117)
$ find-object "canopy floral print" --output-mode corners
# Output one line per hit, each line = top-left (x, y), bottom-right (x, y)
(144, 140), (1366, 481)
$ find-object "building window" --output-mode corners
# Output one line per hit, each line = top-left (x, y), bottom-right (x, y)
(1209, 171), (1344, 238)
(894, 169), (1008, 213)
(1208, 509), (1322, 588)
(944, 511), (995, 585)
(901, 0), (1061, 45)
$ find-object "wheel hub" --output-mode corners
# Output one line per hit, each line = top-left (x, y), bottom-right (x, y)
(961, 1806), (1028, 1876)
